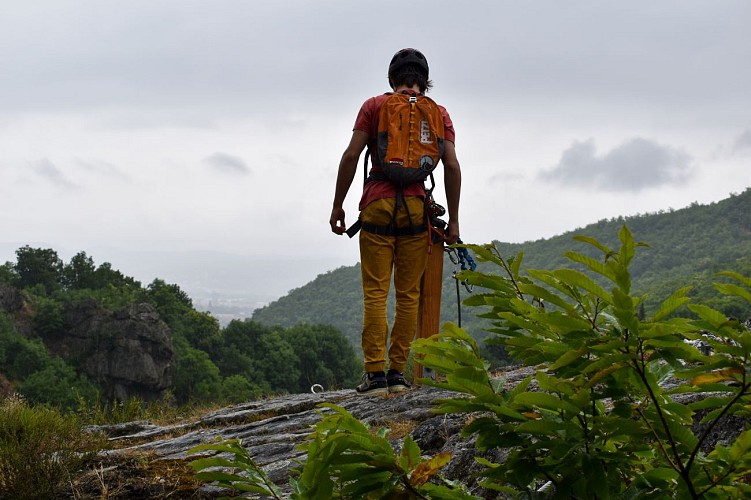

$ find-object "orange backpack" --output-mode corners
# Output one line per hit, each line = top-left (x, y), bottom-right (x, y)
(373, 92), (445, 185)
(346, 92), (446, 238)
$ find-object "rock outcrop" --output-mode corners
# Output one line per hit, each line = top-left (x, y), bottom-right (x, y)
(54, 300), (176, 401)
(85, 364), (748, 498)
(88, 367), (538, 498)
(0, 282), (23, 312)
(0, 284), (175, 402)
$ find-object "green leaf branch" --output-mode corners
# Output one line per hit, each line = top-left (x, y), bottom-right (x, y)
(414, 225), (751, 498)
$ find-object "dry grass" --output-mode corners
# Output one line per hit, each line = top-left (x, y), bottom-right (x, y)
(70, 450), (215, 499)
(387, 419), (419, 440)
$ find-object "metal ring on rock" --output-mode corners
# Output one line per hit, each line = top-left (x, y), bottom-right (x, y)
(310, 384), (324, 394)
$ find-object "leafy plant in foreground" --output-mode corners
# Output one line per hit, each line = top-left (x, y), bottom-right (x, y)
(189, 439), (285, 499)
(413, 226), (751, 498)
(189, 402), (476, 499)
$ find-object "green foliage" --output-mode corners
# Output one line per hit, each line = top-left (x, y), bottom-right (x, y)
(20, 357), (98, 410)
(0, 261), (15, 283)
(209, 320), (359, 398)
(1, 311), (98, 409)
(221, 374), (261, 402)
(190, 403), (477, 499)
(190, 439), (285, 499)
(74, 393), (150, 425)
(172, 341), (223, 403)
(0, 248), (363, 408)
(283, 324), (360, 392)
(61, 251), (97, 289)
(13, 246), (64, 294)
(145, 278), (193, 321)
(253, 329), (300, 391)
(0, 322), (49, 379)
(32, 296), (65, 338)
(413, 226), (751, 498)
(73, 392), (190, 426)
(181, 309), (222, 352)
(0, 395), (106, 499)
(212, 319), (285, 394)
(252, 264), (368, 352)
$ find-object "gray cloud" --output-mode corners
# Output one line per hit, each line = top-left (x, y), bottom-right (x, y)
(32, 159), (77, 189)
(732, 129), (751, 155)
(75, 158), (131, 182)
(541, 138), (693, 192)
(203, 152), (250, 175)
(1, 1), (748, 123)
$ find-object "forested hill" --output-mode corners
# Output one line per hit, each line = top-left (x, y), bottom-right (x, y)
(252, 188), (751, 352)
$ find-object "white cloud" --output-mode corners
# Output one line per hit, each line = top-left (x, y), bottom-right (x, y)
(540, 138), (694, 192)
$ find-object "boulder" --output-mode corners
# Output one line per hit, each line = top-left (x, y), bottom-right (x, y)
(58, 301), (175, 401)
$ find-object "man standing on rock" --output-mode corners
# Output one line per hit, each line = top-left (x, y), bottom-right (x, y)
(329, 48), (462, 395)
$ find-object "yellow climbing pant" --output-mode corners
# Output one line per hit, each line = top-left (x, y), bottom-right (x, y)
(359, 196), (428, 373)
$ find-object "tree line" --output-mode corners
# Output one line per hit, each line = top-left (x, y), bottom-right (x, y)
(0, 246), (360, 409)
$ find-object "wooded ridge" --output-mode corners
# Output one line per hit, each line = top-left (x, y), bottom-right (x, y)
(252, 188), (751, 359)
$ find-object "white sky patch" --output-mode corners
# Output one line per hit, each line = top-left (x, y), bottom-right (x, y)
(541, 138), (694, 192)
(203, 152), (251, 175)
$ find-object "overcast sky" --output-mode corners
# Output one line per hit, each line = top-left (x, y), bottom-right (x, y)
(1, 0), (749, 290)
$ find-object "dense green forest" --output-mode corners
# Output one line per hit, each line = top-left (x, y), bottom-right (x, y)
(0, 248), (359, 409)
(252, 188), (751, 362)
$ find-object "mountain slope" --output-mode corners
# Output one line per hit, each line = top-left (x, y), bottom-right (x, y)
(252, 189), (751, 350)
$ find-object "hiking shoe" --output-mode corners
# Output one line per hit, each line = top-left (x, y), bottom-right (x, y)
(356, 371), (388, 395)
(387, 369), (412, 393)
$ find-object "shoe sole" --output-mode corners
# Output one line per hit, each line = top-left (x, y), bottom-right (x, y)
(388, 385), (411, 394)
(356, 387), (388, 396)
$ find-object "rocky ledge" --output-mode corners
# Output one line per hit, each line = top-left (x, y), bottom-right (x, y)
(81, 367), (540, 498)
(80, 364), (746, 499)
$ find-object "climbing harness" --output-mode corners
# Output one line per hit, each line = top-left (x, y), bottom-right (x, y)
(346, 150), (431, 239)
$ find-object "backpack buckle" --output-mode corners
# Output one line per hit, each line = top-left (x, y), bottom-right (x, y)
(409, 96), (417, 103)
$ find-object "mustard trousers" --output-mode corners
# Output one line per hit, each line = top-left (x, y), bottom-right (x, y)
(359, 196), (428, 373)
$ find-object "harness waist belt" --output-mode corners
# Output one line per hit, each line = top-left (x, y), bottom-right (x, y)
(346, 219), (428, 238)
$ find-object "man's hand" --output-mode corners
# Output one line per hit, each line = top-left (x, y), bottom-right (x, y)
(330, 130), (368, 237)
(443, 219), (460, 245)
(330, 207), (346, 235)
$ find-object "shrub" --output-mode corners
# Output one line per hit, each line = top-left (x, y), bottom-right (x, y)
(413, 226), (751, 498)
(32, 296), (65, 338)
(0, 395), (106, 499)
(20, 357), (99, 410)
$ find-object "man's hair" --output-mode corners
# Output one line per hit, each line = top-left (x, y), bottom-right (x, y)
(389, 63), (433, 94)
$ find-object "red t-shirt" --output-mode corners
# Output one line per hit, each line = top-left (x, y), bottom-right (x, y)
(353, 93), (456, 210)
